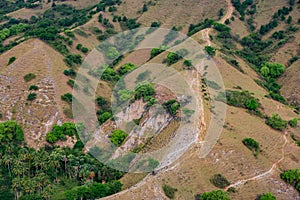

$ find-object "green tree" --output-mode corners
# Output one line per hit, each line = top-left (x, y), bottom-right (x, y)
(110, 130), (128, 146)
(266, 114), (287, 131)
(8, 57), (16, 65)
(134, 83), (155, 100)
(204, 46), (216, 57)
(260, 192), (276, 200)
(118, 63), (136, 75)
(27, 93), (37, 101)
(98, 112), (112, 125)
(289, 118), (298, 127)
(166, 52), (180, 65)
(260, 66), (270, 77)
(106, 47), (120, 60)
(261, 62), (285, 78)
(242, 138), (259, 152)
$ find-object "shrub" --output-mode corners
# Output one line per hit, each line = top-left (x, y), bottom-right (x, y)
(150, 21), (160, 27)
(81, 47), (88, 53)
(210, 174), (230, 188)
(61, 93), (73, 103)
(259, 192), (276, 200)
(76, 43), (82, 50)
(110, 130), (128, 146)
(150, 47), (165, 58)
(266, 114), (287, 131)
(223, 90), (260, 111)
(8, 56), (16, 65)
(183, 60), (192, 68)
(27, 93), (37, 101)
(64, 69), (76, 77)
(204, 46), (216, 57)
(166, 52), (180, 65)
(281, 169), (300, 192)
(134, 83), (155, 100)
(118, 63), (136, 75)
(195, 190), (230, 200)
(24, 73), (36, 82)
(289, 118), (298, 127)
(163, 99), (180, 116)
(162, 185), (177, 199)
(98, 112), (112, 125)
(242, 138), (259, 152)
(29, 85), (38, 90)
(260, 62), (285, 78)
(67, 79), (78, 89)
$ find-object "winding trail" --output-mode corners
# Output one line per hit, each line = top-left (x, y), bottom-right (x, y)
(224, 132), (288, 190)
(202, 0), (234, 47)
(101, 1), (235, 199)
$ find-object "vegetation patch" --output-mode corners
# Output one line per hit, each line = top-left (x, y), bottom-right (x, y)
(162, 184), (177, 199)
(281, 169), (300, 192)
(266, 114), (287, 131)
(24, 73), (36, 82)
(210, 174), (230, 189)
(110, 130), (128, 146)
(242, 138), (260, 156)
(195, 190), (230, 200)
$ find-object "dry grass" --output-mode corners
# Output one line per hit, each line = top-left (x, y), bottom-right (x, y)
(0, 39), (72, 148)
(7, 0), (98, 20)
(117, 0), (227, 33)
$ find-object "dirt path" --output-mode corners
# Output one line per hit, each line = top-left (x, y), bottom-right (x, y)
(101, 1), (234, 199)
(225, 132), (288, 190)
(202, 0), (234, 47)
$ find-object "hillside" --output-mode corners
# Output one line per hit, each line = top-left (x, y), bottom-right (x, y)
(0, 0), (300, 200)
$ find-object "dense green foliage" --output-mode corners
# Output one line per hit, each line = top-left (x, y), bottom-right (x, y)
(118, 63), (136, 75)
(7, 56), (16, 65)
(266, 114), (287, 131)
(289, 118), (298, 127)
(150, 47), (166, 58)
(163, 99), (180, 116)
(260, 62), (285, 78)
(61, 93), (74, 104)
(0, 121), (24, 143)
(134, 82), (155, 101)
(46, 122), (81, 144)
(162, 185), (177, 199)
(195, 190), (230, 200)
(259, 192), (277, 200)
(29, 85), (38, 91)
(210, 174), (230, 189)
(98, 112), (113, 125)
(166, 52), (180, 65)
(0, 120), (123, 199)
(242, 138), (260, 154)
(64, 180), (122, 200)
(204, 46), (216, 57)
(222, 90), (260, 111)
(110, 130), (128, 146)
(27, 93), (37, 101)
(281, 169), (300, 192)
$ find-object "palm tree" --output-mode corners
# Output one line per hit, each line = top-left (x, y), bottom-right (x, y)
(12, 177), (22, 200)
(2, 154), (13, 177)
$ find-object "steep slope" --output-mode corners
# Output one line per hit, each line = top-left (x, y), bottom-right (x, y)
(0, 39), (73, 148)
